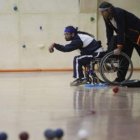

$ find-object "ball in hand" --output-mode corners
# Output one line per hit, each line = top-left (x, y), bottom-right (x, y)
(49, 47), (54, 53)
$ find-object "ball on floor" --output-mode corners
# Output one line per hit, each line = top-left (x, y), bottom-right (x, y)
(0, 132), (8, 140)
(77, 129), (89, 140)
(113, 86), (119, 94)
(44, 129), (55, 139)
(54, 128), (64, 139)
(19, 132), (29, 140)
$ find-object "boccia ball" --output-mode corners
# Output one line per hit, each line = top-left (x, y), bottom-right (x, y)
(54, 128), (64, 139)
(44, 129), (55, 139)
(0, 132), (8, 140)
(77, 129), (89, 140)
(113, 86), (119, 94)
(19, 131), (29, 140)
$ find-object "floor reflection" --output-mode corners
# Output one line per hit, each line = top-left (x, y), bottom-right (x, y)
(72, 85), (140, 140)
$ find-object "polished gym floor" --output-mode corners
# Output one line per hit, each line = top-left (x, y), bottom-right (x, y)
(0, 71), (140, 140)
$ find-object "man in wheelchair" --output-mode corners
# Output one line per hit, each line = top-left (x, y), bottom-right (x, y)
(48, 26), (105, 86)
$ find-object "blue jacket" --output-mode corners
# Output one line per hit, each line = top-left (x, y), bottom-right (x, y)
(104, 7), (140, 46)
(54, 33), (101, 55)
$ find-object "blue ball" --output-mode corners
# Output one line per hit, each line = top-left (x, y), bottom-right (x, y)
(54, 128), (64, 139)
(0, 132), (8, 140)
(44, 129), (55, 139)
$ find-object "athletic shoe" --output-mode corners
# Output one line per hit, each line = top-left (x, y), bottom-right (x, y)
(114, 77), (125, 83)
(70, 78), (88, 86)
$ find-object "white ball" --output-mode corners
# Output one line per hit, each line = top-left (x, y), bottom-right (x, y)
(77, 129), (89, 140)
(38, 44), (45, 49)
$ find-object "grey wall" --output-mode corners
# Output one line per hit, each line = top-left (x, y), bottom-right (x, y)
(0, 0), (97, 69)
(0, 0), (139, 70)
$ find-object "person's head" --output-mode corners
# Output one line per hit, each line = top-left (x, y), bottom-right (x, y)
(64, 26), (77, 41)
(99, 1), (113, 20)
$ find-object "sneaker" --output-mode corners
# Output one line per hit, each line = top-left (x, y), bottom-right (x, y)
(80, 78), (89, 84)
(70, 78), (88, 86)
(114, 77), (125, 83)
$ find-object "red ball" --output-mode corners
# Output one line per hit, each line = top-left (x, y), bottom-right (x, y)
(90, 110), (96, 114)
(113, 86), (119, 93)
(19, 132), (29, 140)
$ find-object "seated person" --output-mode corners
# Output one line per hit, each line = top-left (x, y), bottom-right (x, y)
(48, 26), (105, 86)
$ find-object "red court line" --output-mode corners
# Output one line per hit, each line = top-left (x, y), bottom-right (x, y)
(0, 68), (73, 72)
(0, 68), (139, 73)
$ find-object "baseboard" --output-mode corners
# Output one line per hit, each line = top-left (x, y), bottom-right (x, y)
(0, 68), (73, 72)
(0, 68), (139, 72)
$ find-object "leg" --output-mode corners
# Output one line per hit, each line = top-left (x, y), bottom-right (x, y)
(116, 39), (134, 81)
(134, 44), (140, 56)
(71, 55), (93, 86)
(73, 55), (93, 78)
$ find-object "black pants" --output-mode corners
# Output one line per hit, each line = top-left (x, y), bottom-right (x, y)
(134, 44), (140, 56)
(107, 36), (134, 80)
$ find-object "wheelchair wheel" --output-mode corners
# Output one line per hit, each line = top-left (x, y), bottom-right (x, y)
(99, 51), (133, 84)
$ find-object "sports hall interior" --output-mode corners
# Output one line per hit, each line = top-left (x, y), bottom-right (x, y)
(0, 0), (140, 140)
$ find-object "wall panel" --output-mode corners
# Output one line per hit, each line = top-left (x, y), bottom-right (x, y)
(0, 14), (19, 68)
(0, 0), (97, 69)
(20, 0), (79, 13)
(18, 12), (97, 68)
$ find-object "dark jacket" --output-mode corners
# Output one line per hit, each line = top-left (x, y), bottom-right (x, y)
(54, 33), (101, 55)
(104, 7), (140, 46)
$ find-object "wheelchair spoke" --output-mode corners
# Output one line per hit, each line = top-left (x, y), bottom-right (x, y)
(99, 51), (133, 84)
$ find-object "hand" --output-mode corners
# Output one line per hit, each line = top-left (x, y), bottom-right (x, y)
(49, 47), (54, 53)
(114, 48), (121, 55)
(49, 43), (55, 53)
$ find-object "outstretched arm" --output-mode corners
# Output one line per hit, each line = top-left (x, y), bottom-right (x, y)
(48, 40), (83, 53)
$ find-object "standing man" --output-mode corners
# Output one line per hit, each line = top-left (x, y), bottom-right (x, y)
(99, 1), (140, 82)
(49, 26), (104, 86)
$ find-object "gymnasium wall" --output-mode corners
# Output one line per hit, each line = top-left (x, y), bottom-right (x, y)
(0, 0), (97, 70)
(0, 0), (139, 71)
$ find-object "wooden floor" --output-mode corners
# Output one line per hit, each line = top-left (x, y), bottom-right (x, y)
(0, 71), (140, 140)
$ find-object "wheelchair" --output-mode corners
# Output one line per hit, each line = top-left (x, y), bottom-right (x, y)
(85, 51), (133, 85)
